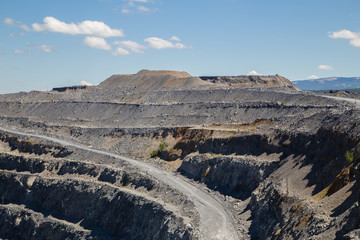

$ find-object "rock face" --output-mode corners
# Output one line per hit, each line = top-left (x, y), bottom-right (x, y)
(0, 70), (360, 239)
(179, 154), (278, 200)
(200, 74), (299, 90)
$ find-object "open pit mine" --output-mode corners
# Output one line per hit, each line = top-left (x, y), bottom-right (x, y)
(0, 70), (360, 240)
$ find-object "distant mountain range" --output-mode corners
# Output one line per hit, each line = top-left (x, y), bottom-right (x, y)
(292, 77), (360, 91)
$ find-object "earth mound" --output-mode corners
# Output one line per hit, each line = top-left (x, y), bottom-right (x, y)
(136, 70), (192, 78)
(98, 69), (209, 91)
(99, 70), (299, 91)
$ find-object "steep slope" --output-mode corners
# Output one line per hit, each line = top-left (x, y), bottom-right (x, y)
(98, 70), (210, 91)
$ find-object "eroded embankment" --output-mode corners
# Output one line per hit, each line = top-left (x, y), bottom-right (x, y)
(172, 116), (360, 239)
(0, 96), (338, 128)
(0, 203), (96, 240)
(57, 109), (360, 239)
(159, 109), (360, 239)
(0, 132), (197, 240)
(247, 126), (360, 239)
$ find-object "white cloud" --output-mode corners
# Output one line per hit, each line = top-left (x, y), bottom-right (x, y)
(144, 37), (186, 49)
(9, 32), (26, 37)
(112, 47), (131, 55)
(318, 64), (333, 70)
(13, 49), (24, 54)
(80, 80), (94, 86)
(25, 42), (54, 53)
(37, 44), (54, 53)
(32, 17), (124, 37)
(329, 29), (360, 48)
(170, 36), (181, 41)
(121, 0), (155, 14)
(174, 43), (185, 48)
(350, 38), (360, 47)
(307, 75), (319, 79)
(137, 5), (151, 12)
(247, 70), (261, 75)
(145, 37), (173, 49)
(329, 29), (359, 39)
(3, 18), (13, 25)
(113, 40), (145, 53)
(83, 36), (112, 50)
(13, 49), (31, 55)
(122, 8), (131, 14)
(3, 17), (30, 31)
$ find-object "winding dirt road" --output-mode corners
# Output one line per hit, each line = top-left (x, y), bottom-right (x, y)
(0, 126), (241, 240)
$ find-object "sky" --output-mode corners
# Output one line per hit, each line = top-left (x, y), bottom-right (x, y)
(0, 0), (359, 93)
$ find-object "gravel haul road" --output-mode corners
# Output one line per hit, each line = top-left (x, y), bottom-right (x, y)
(0, 126), (240, 240)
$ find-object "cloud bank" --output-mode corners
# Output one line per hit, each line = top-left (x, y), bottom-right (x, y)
(144, 37), (185, 49)
(121, 0), (156, 14)
(113, 40), (145, 53)
(318, 64), (333, 70)
(5, 16), (187, 56)
(80, 80), (94, 86)
(112, 47), (131, 56)
(247, 70), (261, 75)
(32, 17), (124, 37)
(307, 75), (319, 79)
(83, 36), (112, 50)
(329, 29), (360, 47)
(3, 18), (29, 31)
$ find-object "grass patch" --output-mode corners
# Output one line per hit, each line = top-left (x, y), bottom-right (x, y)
(159, 142), (169, 152)
(150, 150), (159, 158)
(150, 142), (169, 158)
(345, 150), (354, 165)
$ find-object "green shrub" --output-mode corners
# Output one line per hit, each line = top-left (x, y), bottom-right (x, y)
(345, 150), (354, 165)
(158, 142), (169, 152)
(150, 142), (169, 158)
(150, 150), (159, 158)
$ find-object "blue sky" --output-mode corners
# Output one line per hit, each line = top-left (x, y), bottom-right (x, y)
(1, 0), (359, 93)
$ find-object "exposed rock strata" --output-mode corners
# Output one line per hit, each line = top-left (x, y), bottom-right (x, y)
(0, 70), (359, 239)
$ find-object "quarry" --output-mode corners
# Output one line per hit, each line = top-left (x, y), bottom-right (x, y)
(0, 70), (360, 239)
